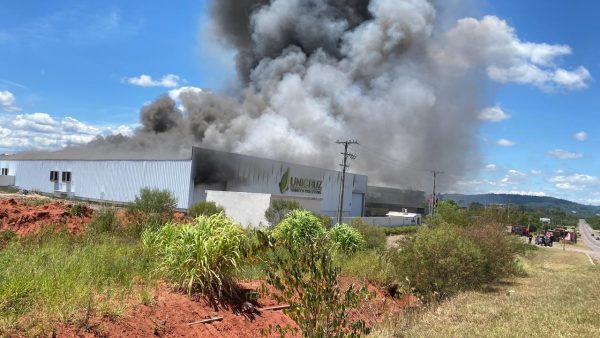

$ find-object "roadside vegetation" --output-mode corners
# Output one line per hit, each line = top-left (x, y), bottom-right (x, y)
(0, 189), (582, 336)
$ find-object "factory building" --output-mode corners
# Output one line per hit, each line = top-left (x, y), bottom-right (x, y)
(365, 186), (427, 216)
(0, 147), (367, 227)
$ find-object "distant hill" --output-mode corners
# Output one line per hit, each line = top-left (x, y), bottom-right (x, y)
(442, 193), (600, 218)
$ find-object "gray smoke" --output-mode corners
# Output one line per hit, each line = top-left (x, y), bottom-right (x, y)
(12, 0), (487, 190)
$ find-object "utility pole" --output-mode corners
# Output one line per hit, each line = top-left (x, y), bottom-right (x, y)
(336, 140), (359, 225)
(430, 170), (443, 216)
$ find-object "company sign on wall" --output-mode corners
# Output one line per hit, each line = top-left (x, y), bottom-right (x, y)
(279, 168), (322, 195)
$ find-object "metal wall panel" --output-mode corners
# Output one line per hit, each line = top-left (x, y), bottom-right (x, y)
(0, 160), (193, 208)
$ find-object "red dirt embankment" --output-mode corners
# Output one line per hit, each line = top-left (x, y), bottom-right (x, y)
(0, 198), (93, 236)
(56, 281), (417, 338)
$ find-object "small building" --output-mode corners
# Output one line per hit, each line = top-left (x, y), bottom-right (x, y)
(0, 147), (367, 227)
(365, 186), (426, 216)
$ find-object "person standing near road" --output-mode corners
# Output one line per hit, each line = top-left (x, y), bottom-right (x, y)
(528, 233), (533, 245)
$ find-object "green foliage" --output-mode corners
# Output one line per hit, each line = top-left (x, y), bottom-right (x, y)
(389, 224), (486, 301)
(348, 219), (387, 250)
(264, 199), (302, 226)
(428, 200), (469, 227)
(142, 213), (245, 298)
(331, 224), (366, 255)
(24, 198), (51, 207)
(0, 230), (17, 249)
(589, 216), (600, 230)
(88, 207), (120, 234)
(188, 201), (225, 218)
(0, 232), (156, 336)
(263, 211), (370, 337)
(384, 225), (420, 236)
(272, 210), (326, 247)
(69, 203), (88, 217)
(127, 188), (177, 234)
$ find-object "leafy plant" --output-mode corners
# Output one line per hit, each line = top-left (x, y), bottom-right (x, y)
(330, 224), (366, 255)
(265, 199), (302, 227)
(272, 210), (325, 247)
(264, 211), (370, 337)
(127, 188), (177, 234)
(142, 213), (245, 298)
(69, 203), (88, 217)
(189, 201), (224, 218)
(88, 207), (120, 234)
(348, 219), (386, 251)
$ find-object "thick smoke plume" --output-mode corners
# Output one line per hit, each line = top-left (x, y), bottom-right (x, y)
(14, 0), (489, 190)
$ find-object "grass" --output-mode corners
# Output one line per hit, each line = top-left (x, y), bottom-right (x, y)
(23, 197), (52, 207)
(372, 249), (600, 337)
(0, 187), (19, 194)
(383, 225), (421, 236)
(0, 232), (157, 336)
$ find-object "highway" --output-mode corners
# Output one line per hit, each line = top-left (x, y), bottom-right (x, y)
(578, 219), (600, 258)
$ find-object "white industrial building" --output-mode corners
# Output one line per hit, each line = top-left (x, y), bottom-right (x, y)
(0, 147), (367, 227)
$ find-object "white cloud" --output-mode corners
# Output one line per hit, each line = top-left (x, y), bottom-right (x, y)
(550, 174), (599, 191)
(437, 16), (591, 90)
(485, 164), (497, 171)
(500, 169), (527, 185)
(168, 86), (203, 101)
(497, 139), (516, 146)
(574, 131), (588, 141)
(0, 90), (21, 112)
(492, 190), (547, 197)
(547, 149), (583, 160)
(531, 170), (542, 175)
(125, 74), (180, 88)
(478, 106), (510, 122)
(0, 112), (135, 153)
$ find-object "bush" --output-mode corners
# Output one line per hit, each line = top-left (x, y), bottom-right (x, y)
(349, 219), (387, 250)
(331, 224), (366, 255)
(384, 225), (420, 236)
(272, 210), (326, 247)
(88, 207), (120, 234)
(264, 212), (370, 337)
(265, 199), (302, 226)
(127, 188), (177, 233)
(142, 213), (245, 298)
(466, 223), (526, 281)
(389, 224), (485, 301)
(69, 203), (88, 217)
(189, 201), (225, 218)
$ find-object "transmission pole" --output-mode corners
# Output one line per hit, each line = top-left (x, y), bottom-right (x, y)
(430, 170), (443, 216)
(336, 140), (359, 225)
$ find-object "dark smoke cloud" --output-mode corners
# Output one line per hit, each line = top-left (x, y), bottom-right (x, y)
(11, 0), (492, 191)
(140, 96), (182, 133)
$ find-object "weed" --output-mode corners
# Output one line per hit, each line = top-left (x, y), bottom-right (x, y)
(348, 219), (386, 251)
(265, 199), (302, 227)
(330, 224), (366, 255)
(189, 201), (225, 218)
(127, 188), (176, 234)
(24, 198), (51, 207)
(142, 213), (245, 298)
(88, 207), (120, 234)
(69, 203), (88, 217)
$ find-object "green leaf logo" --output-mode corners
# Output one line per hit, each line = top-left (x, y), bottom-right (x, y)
(279, 168), (290, 193)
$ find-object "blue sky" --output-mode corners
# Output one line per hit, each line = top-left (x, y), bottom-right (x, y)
(0, 0), (598, 204)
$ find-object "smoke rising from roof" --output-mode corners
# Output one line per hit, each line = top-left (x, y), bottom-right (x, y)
(11, 0), (496, 190)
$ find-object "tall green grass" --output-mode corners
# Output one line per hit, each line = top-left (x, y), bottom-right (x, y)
(142, 213), (245, 298)
(0, 232), (156, 336)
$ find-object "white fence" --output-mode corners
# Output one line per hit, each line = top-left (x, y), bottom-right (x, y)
(332, 216), (421, 227)
(0, 175), (15, 187)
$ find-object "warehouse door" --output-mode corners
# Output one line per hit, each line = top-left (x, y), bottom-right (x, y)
(350, 193), (364, 217)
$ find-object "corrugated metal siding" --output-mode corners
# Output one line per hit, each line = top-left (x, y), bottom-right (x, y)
(0, 160), (192, 208)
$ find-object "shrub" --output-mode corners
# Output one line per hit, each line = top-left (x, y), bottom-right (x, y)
(384, 225), (420, 236)
(466, 223), (526, 281)
(189, 201), (225, 218)
(88, 207), (120, 234)
(348, 219), (386, 250)
(330, 224), (366, 255)
(389, 224), (485, 301)
(265, 199), (302, 226)
(142, 213), (245, 298)
(272, 210), (326, 247)
(264, 212), (370, 337)
(69, 203), (88, 217)
(0, 230), (17, 249)
(127, 188), (177, 233)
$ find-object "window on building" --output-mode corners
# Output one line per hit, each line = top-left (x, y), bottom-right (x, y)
(0, 168), (7, 175)
(62, 171), (72, 183)
(50, 171), (59, 182)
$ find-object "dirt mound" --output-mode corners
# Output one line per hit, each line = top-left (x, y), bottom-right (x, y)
(55, 280), (416, 338)
(0, 198), (93, 236)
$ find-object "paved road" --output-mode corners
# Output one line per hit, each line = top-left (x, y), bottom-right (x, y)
(577, 219), (600, 259)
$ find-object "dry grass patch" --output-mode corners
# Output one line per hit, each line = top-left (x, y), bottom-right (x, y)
(372, 250), (600, 338)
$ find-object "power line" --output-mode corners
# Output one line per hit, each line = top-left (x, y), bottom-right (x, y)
(336, 139), (359, 225)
